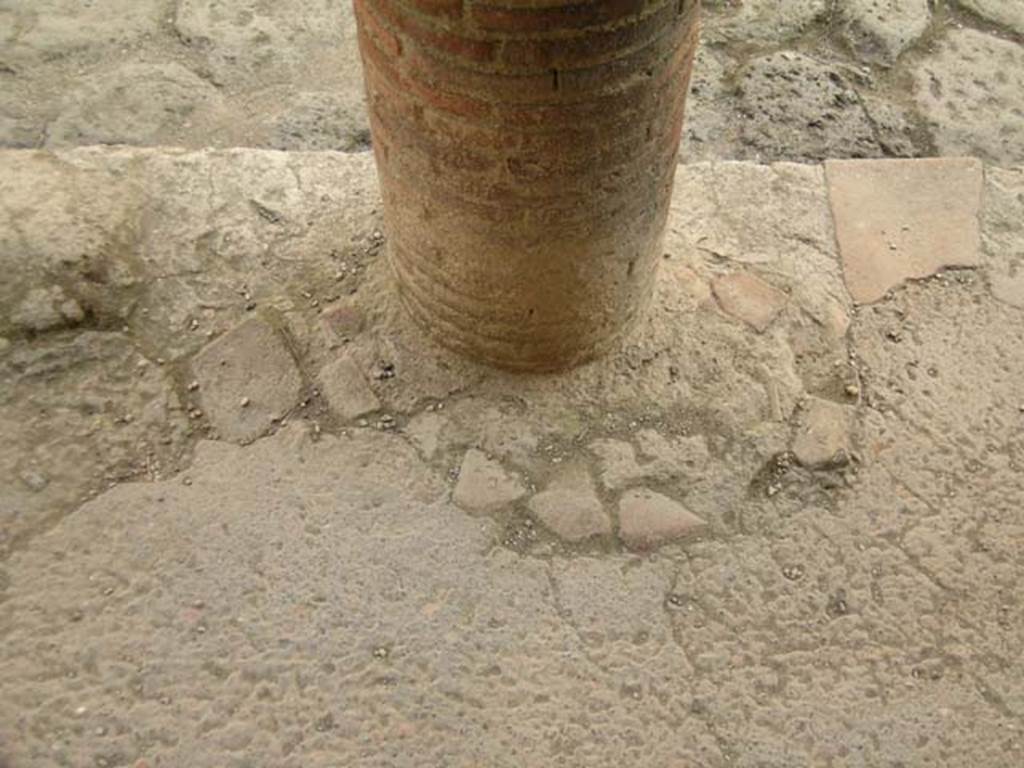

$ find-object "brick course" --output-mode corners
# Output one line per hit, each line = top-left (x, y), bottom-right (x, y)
(355, 0), (700, 370)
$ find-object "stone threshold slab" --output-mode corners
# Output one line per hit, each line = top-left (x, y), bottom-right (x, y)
(1, 149), (1021, 337)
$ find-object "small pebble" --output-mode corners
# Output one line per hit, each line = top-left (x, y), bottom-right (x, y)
(240, 397), (250, 408)
(782, 565), (805, 581)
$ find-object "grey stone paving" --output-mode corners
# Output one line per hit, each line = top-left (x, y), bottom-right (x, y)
(0, 1), (1022, 165)
(2, 1), (1024, 765)
(1, 147), (1022, 766)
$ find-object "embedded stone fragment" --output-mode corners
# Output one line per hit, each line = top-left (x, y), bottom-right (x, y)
(453, 449), (526, 514)
(792, 397), (854, 469)
(191, 317), (302, 443)
(528, 464), (611, 543)
(826, 158), (983, 304)
(590, 438), (675, 491)
(590, 431), (710, 491)
(618, 489), (708, 550)
(405, 411), (446, 460)
(318, 354), (380, 421)
(590, 439), (647, 490)
(712, 272), (787, 332)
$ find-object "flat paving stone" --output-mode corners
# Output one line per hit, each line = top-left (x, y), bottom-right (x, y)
(735, 52), (882, 162)
(826, 157), (983, 304)
(912, 28), (1024, 165)
(47, 62), (224, 148)
(191, 316), (303, 444)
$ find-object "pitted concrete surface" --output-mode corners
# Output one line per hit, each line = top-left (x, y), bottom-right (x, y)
(1, 148), (1023, 766)
(0, 1), (1023, 165)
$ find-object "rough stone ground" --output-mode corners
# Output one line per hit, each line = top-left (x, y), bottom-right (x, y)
(0, 1), (1023, 165)
(1, 147), (1023, 766)
(1, 1), (1023, 766)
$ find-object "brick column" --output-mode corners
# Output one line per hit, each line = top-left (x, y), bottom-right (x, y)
(355, 0), (700, 371)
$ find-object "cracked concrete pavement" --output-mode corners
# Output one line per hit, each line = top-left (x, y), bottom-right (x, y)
(1, 147), (1022, 766)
